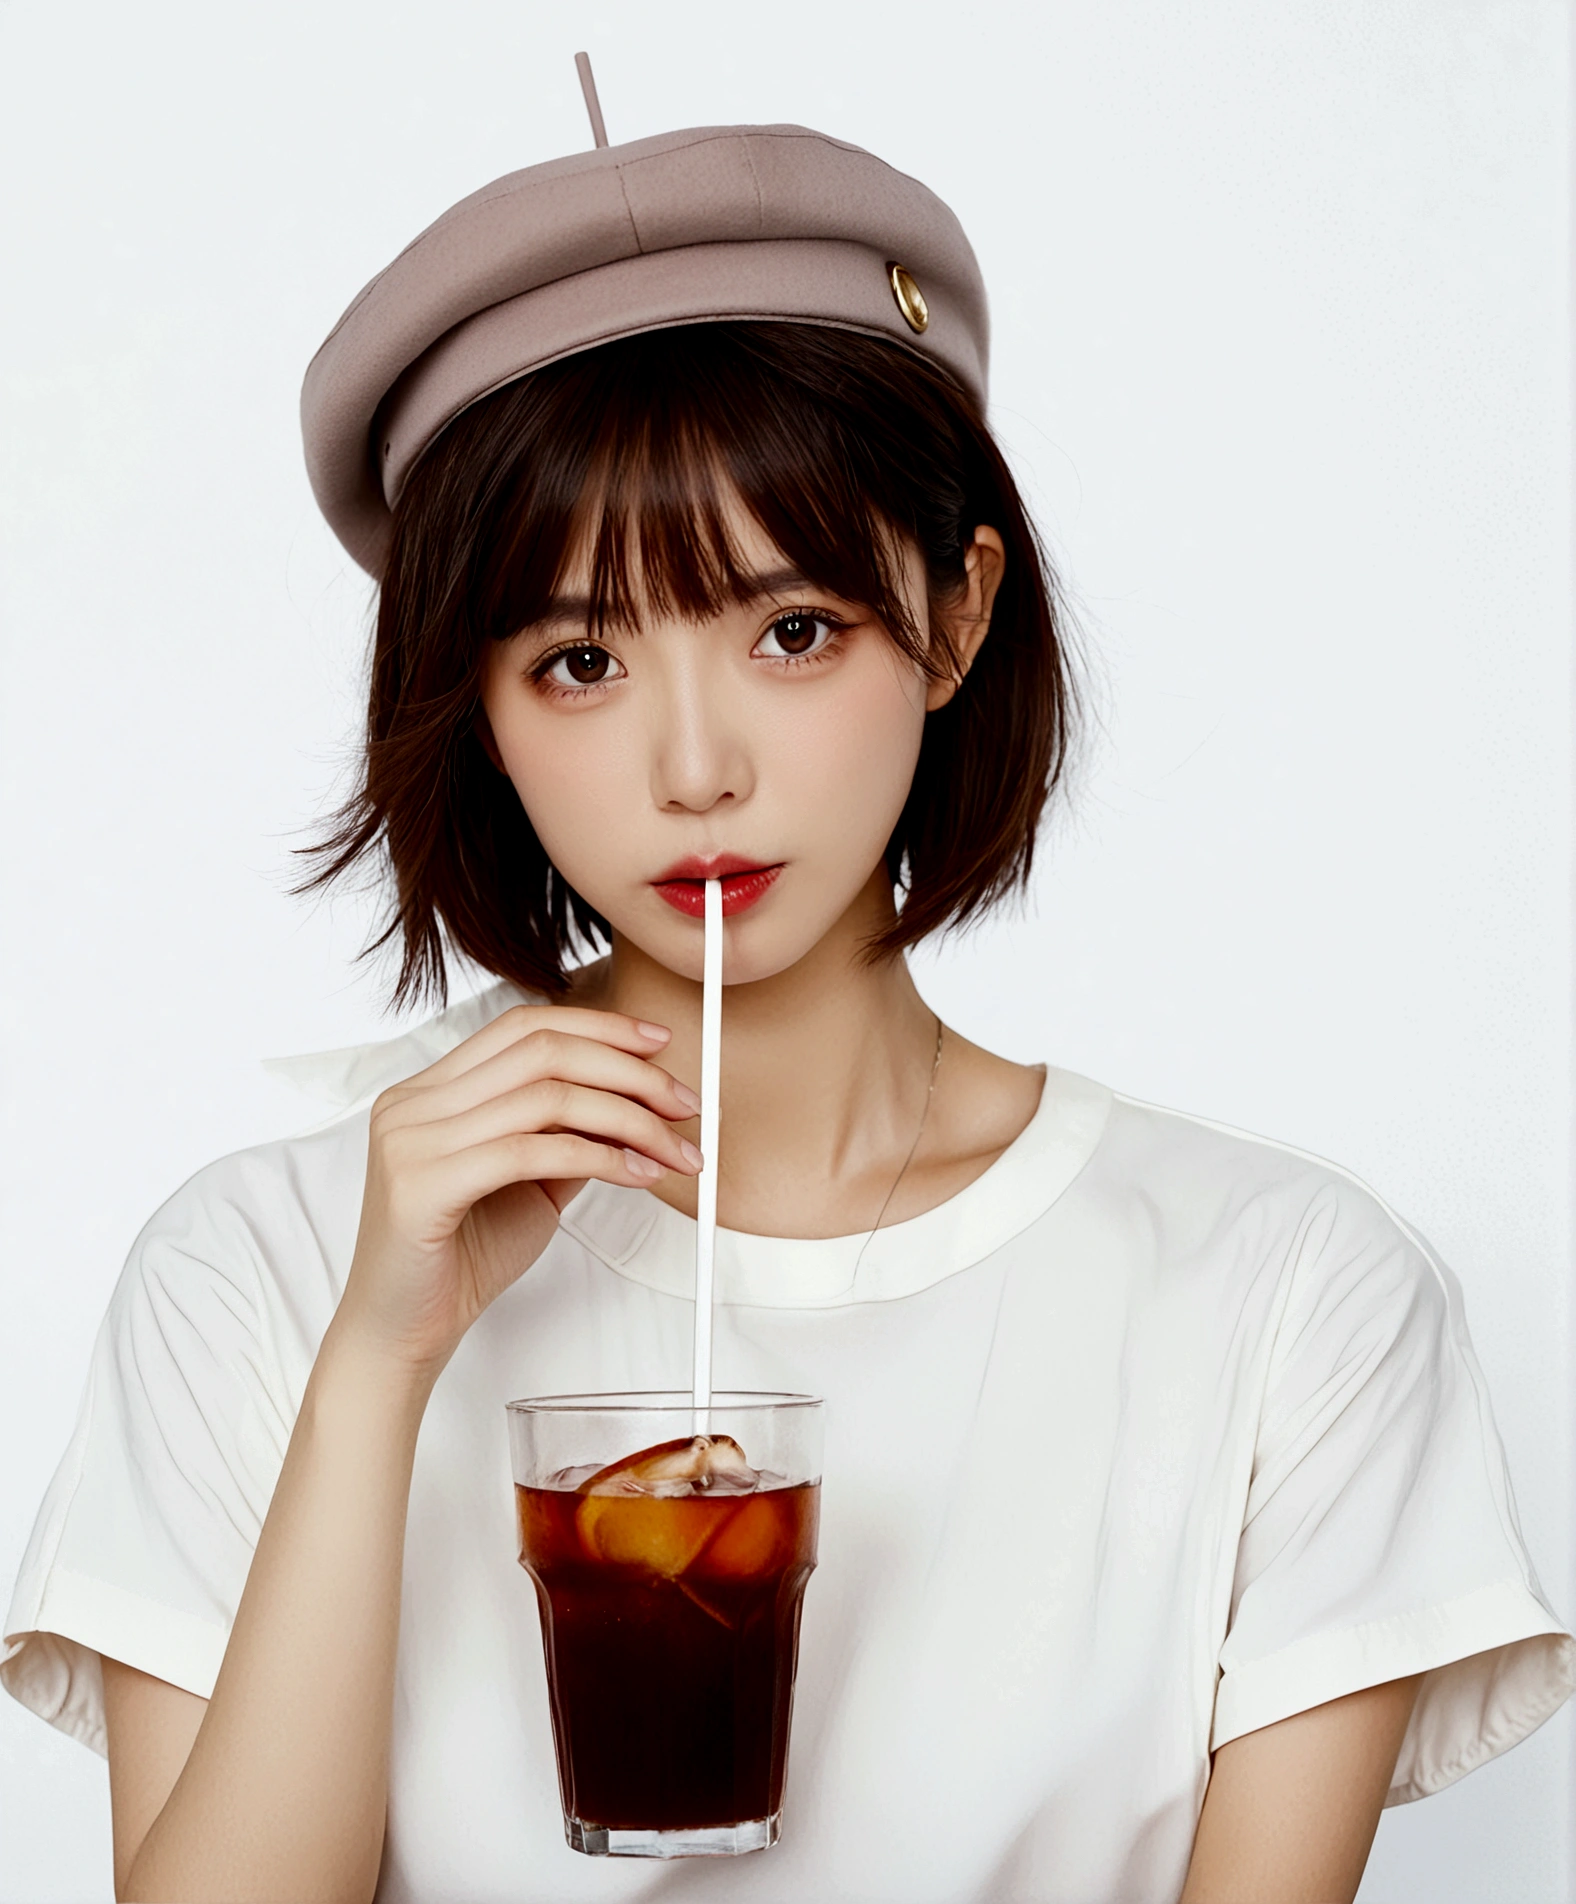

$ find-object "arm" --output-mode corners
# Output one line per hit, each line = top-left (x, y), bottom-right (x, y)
(103, 1663), (205, 1898)
(103, 1006), (703, 1904)
(112, 1328), (432, 1902)
(103, 1334), (421, 1898)
(1180, 1674), (1422, 1904)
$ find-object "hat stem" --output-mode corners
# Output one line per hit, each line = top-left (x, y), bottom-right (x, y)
(574, 52), (609, 150)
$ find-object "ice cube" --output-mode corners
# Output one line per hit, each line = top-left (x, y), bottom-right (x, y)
(577, 1434), (760, 1499)
(546, 1461), (604, 1491)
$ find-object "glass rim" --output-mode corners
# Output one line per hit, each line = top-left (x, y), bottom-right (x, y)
(505, 1388), (821, 1415)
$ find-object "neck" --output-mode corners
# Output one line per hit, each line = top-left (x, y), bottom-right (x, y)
(571, 869), (940, 1233)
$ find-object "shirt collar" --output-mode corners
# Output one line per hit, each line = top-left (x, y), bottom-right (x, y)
(561, 1064), (1111, 1308)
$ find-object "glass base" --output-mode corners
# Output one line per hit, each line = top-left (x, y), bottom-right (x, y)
(565, 1812), (780, 1858)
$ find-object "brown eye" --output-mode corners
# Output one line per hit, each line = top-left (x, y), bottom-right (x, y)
(542, 644), (623, 690)
(773, 614), (817, 654)
(565, 646), (608, 682)
(755, 612), (836, 660)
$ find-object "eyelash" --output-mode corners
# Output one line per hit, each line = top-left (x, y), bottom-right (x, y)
(528, 609), (851, 701)
(530, 643), (626, 700)
(754, 609), (849, 668)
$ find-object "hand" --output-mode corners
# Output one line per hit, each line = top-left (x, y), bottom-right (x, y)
(334, 1005), (701, 1377)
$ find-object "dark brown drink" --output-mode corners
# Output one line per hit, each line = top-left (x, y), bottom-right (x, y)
(516, 1436), (819, 1842)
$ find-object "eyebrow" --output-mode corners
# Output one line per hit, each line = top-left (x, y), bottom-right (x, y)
(521, 568), (818, 638)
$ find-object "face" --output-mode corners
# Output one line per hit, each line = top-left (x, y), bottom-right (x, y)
(478, 502), (995, 986)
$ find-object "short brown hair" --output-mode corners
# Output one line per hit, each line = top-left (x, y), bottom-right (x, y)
(302, 323), (1079, 1006)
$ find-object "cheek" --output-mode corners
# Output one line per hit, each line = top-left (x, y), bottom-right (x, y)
(496, 717), (639, 869)
(478, 663), (634, 868)
(769, 658), (926, 839)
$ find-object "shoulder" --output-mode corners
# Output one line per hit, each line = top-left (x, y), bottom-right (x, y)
(1075, 1079), (1455, 1323)
(103, 1113), (371, 1388)
(123, 1111), (370, 1275)
(117, 979), (534, 1334)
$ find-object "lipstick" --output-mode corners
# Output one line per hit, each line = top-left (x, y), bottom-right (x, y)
(652, 855), (784, 918)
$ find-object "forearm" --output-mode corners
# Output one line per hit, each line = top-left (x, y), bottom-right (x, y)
(124, 1324), (433, 1904)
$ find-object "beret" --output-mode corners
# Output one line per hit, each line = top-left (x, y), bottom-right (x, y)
(300, 123), (989, 574)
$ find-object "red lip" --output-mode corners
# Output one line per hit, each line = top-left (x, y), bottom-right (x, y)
(654, 854), (771, 882)
(652, 856), (784, 918)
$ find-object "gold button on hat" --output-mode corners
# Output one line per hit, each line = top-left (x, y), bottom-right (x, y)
(888, 263), (929, 334)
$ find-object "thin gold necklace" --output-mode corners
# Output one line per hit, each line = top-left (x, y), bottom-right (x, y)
(844, 1014), (944, 1290)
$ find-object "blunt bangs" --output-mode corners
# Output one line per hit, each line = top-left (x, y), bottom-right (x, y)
(303, 323), (1079, 1007)
(468, 328), (954, 673)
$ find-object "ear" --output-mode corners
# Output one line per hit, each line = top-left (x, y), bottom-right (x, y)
(925, 526), (1006, 712)
(474, 704), (506, 773)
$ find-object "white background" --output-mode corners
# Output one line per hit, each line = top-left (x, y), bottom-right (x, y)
(1, 1), (1570, 1898)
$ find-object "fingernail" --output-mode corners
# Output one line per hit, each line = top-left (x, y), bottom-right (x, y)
(679, 1139), (704, 1171)
(672, 1081), (702, 1114)
(637, 1020), (671, 1042)
(623, 1148), (662, 1178)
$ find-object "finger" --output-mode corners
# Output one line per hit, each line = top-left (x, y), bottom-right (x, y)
(409, 1004), (672, 1092)
(430, 1130), (675, 1217)
(381, 1027), (699, 1130)
(432, 1079), (704, 1174)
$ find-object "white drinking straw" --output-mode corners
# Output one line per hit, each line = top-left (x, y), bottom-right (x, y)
(692, 878), (723, 1415)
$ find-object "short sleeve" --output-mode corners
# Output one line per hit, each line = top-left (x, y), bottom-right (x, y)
(2, 1185), (294, 1756)
(1212, 1183), (1574, 1803)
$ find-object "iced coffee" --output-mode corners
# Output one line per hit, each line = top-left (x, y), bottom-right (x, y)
(507, 1393), (823, 1858)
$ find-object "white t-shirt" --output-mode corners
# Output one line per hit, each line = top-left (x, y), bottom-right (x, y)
(5, 981), (1572, 1904)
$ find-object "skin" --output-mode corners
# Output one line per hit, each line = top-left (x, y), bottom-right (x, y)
(101, 501), (1417, 1902)
(1180, 1676), (1422, 1903)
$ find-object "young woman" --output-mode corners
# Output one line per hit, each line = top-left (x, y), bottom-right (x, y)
(4, 119), (1570, 1904)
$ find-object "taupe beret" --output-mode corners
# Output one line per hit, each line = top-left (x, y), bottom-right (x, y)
(300, 123), (989, 574)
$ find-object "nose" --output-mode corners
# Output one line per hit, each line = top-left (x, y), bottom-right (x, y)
(647, 643), (755, 816)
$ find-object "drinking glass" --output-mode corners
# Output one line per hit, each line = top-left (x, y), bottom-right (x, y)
(507, 1390), (823, 1858)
